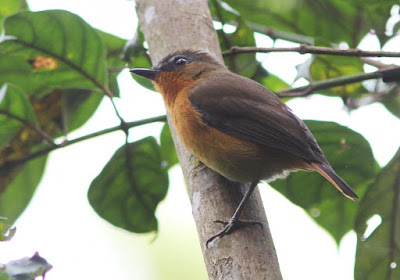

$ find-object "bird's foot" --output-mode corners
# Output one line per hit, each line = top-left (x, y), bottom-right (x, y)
(206, 218), (263, 248)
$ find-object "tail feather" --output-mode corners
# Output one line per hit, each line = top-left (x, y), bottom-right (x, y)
(311, 162), (358, 201)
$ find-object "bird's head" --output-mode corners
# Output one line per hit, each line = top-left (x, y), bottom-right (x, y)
(130, 50), (223, 102)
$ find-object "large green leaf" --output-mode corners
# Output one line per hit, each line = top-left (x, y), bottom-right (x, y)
(61, 89), (103, 134)
(309, 56), (366, 97)
(60, 30), (125, 133)
(0, 252), (52, 280)
(88, 137), (169, 233)
(223, 0), (396, 46)
(0, 84), (36, 147)
(0, 153), (48, 225)
(0, 10), (108, 95)
(354, 148), (400, 280)
(271, 121), (379, 243)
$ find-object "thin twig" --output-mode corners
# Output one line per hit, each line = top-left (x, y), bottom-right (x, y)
(277, 71), (379, 98)
(361, 58), (394, 69)
(0, 110), (55, 144)
(223, 45), (400, 58)
(276, 66), (400, 98)
(345, 85), (397, 109)
(1, 115), (167, 168)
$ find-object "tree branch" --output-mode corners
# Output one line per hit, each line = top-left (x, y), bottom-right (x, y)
(361, 58), (393, 69)
(0, 115), (166, 168)
(135, 0), (283, 279)
(276, 66), (400, 98)
(223, 45), (400, 58)
(0, 110), (55, 144)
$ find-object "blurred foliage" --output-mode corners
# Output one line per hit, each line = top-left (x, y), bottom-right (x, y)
(271, 121), (380, 244)
(211, 0), (269, 80)
(355, 148), (400, 280)
(0, 1), (399, 279)
(309, 56), (366, 97)
(221, 0), (397, 47)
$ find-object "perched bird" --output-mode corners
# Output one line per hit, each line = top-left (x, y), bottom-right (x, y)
(130, 50), (357, 246)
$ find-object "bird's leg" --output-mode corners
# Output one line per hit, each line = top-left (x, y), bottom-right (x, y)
(206, 180), (263, 248)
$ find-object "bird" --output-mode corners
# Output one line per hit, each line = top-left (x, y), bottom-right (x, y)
(130, 50), (358, 246)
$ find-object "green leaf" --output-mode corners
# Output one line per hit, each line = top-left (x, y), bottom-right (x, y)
(62, 89), (103, 133)
(0, 252), (52, 280)
(0, 153), (48, 225)
(354, 148), (400, 280)
(88, 137), (169, 233)
(0, 84), (36, 147)
(0, 10), (108, 95)
(0, 54), (43, 94)
(223, 0), (395, 46)
(310, 56), (366, 97)
(160, 123), (178, 169)
(271, 121), (379, 243)
(0, 218), (16, 241)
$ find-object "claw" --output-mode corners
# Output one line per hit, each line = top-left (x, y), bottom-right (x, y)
(206, 218), (263, 248)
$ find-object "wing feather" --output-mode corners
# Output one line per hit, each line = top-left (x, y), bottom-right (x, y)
(189, 72), (326, 163)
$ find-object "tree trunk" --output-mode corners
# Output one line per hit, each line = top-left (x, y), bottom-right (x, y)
(135, 1), (283, 279)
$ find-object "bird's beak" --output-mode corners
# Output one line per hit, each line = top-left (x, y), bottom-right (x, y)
(129, 68), (161, 80)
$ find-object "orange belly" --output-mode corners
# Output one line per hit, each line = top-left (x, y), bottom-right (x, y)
(169, 93), (307, 183)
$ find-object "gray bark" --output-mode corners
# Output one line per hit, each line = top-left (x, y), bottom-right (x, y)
(135, 1), (283, 279)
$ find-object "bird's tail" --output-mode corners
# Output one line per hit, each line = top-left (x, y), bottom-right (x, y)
(311, 162), (358, 201)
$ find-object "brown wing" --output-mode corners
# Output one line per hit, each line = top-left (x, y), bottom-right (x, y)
(189, 71), (327, 164)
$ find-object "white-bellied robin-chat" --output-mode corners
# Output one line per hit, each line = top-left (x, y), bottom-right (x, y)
(130, 50), (357, 246)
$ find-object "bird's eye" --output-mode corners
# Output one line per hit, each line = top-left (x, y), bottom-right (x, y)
(175, 58), (187, 66)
